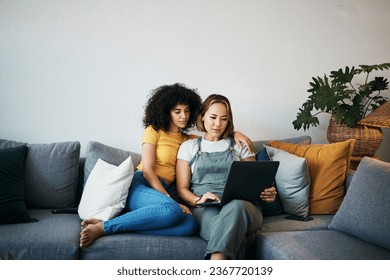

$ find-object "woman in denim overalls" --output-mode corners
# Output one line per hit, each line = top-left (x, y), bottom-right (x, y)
(177, 94), (277, 260)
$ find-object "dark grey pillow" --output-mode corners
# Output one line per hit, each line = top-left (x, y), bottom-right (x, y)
(84, 141), (141, 183)
(0, 139), (27, 149)
(25, 142), (80, 209)
(328, 157), (390, 250)
(0, 146), (38, 224)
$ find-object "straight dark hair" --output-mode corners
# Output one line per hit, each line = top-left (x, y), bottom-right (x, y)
(196, 94), (234, 139)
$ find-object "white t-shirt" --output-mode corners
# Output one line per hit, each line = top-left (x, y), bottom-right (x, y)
(177, 137), (255, 172)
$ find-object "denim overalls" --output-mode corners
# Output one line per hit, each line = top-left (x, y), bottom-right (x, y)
(189, 137), (263, 259)
(189, 137), (235, 198)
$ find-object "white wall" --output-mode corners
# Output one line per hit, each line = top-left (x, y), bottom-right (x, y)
(1, 0), (390, 161)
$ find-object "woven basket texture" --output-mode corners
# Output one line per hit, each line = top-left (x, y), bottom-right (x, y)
(358, 100), (390, 128)
(327, 116), (383, 157)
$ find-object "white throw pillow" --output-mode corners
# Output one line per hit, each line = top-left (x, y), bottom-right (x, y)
(264, 145), (310, 217)
(78, 156), (134, 221)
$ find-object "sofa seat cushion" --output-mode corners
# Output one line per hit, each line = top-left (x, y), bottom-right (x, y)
(260, 214), (333, 233)
(80, 233), (207, 260)
(256, 230), (390, 260)
(0, 209), (81, 260)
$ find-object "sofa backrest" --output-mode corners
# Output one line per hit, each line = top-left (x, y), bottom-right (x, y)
(0, 139), (81, 209)
(252, 135), (311, 153)
(2, 136), (312, 208)
(76, 141), (142, 205)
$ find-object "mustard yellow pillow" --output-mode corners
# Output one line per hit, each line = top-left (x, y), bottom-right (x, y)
(268, 139), (355, 214)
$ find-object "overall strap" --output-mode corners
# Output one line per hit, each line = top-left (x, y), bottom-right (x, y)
(228, 136), (236, 160)
(188, 137), (203, 166)
(228, 136), (235, 152)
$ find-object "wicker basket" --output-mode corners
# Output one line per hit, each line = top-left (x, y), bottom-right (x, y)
(327, 115), (384, 157)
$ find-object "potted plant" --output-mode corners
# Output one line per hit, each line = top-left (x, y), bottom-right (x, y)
(293, 63), (390, 156)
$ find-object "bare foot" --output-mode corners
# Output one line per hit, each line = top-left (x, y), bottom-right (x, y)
(80, 221), (104, 247)
(81, 218), (101, 229)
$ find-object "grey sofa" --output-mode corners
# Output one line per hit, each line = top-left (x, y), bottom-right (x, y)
(0, 136), (389, 260)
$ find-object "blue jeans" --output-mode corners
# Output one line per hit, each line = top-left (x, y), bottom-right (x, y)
(103, 171), (198, 236)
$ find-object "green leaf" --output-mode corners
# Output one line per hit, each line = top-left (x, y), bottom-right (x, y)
(293, 62), (390, 130)
(369, 77), (389, 91)
(292, 108), (320, 131)
(359, 63), (390, 73)
(330, 66), (355, 84)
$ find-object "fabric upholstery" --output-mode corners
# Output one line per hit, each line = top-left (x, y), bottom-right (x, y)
(84, 141), (141, 183)
(0, 139), (27, 148)
(260, 214), (333, 233)
(328, 157), (390, 251)
(268, 139), (355, 214)
(78, 157), (134, 221)
(256, 230), (390, 260)
(24, 142), (81, 209)
(264, 145), (310, 217)
(0, 146), (37, 224)
(2, 136), (388, 260)
(255, 148), (284, 216)
(252, 135), (311, 154)
(0, 209), (81, 259)
(80, 233), (207, 260)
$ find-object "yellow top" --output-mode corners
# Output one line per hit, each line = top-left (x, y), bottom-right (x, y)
(137, 125), (195, 182)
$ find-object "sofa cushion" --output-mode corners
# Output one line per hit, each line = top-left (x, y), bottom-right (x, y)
(0, 139), (27, 148)
(256, 230), (390, 260)
(260, 214), (333, 233)
(24, 142), (81, 209)
(255, 148), (284, 216)
(0, 146), (37, 224)
(80, 233), (207, 260)
(78, 156), (134, 221)
(269, 139), (355, 214)
(252, 135), (311, 154)
(84, 141), (141, 183)
(256, 147), (270, 161)
(328, 157), (390, 251)
(264, 145), (310, 217)
(0, 209), (81, 259)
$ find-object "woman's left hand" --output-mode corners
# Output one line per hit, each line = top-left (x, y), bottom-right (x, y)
(260, 186), (277, 203)
(179, 204), (192, 215)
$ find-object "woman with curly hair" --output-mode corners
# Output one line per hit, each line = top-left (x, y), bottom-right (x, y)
(80, 84), (252, 247)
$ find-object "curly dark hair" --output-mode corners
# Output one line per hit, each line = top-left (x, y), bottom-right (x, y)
(143, 83), (203, 132)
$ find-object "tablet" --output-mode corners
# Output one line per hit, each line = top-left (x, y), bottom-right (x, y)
(196, 161), (279, 207)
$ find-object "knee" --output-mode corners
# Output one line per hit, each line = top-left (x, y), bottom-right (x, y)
(225, 199), (247, 212)
(163, 200), (182, 217)
(183, 215), (199, 236)
(223, 200), (251, 221)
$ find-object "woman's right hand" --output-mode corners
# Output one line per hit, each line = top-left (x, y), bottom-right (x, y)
(197, 192), (220, 204)
(260, 186), (277, 203)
